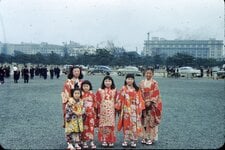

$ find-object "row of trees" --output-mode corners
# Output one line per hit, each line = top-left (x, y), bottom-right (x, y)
(0, 49), (224, 68)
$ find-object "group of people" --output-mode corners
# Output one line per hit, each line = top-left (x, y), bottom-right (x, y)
(0, 64), (61, 84)
(61, 66), (163, 149)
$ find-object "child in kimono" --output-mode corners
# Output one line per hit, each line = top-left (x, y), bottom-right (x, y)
(139, 68), (162, 145)
(65, 88), (85, 150)
(81, 80), (97, 149)
(96, 75), (117, 147)
(115, 74), (145, 148)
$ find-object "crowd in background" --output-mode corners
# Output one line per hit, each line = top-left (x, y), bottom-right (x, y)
(0, 64), (61, 84)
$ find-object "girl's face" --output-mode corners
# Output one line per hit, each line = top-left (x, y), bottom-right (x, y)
(82, 84), (90, 92)
(104, 79), (112, 88)
(126, 77), (134, 86)
(72, 68), (80, 78)
(73, 90), (81, 99)
(145, 70), (153, 80)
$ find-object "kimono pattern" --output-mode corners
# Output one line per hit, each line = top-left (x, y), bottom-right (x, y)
(61, 79), (82, 127)
(96, 88), (117, 143)
(139, 79), (163, 141)
(81, 91), (96, 141)
(115, 86), (145, 141)
(65, 98), (85, 142)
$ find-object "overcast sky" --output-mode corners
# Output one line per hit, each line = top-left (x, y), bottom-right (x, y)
(0, 0), (224, 52)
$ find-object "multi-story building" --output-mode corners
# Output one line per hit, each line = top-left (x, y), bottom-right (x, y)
(0, 41), (97, 56)
(143, 37), (224, 59)
(0, 42), (64, 56)
(66, 41), (96, 56)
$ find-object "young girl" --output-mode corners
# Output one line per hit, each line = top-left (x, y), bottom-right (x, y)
(139, 68), (162, 145)
(65, 88), (85, 150)
(81, 80), (97, 149)
(96, 75), (117, 147)
(61, 66), (84, 128)
(115, 74), (145, 148)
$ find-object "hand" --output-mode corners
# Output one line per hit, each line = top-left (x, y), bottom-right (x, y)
(68, 98), (74, 106)
(146, 101), (151, 107)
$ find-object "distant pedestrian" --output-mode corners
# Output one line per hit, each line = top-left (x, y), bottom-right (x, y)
(13, 65), (20, 83)
(55, 66), (60, 79)
(65, 88), (85, 150)
(115, 74), (145, 148)
(30, 66), (35, 79)
(139, 68), (163, 145)
(0, 66), (4, 84)
(23, 65), (29, 83)
(50, 66), (54, 79)
(96, 76), (117, 147)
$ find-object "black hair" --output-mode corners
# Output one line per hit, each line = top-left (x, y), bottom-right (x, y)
(67, 66), (84, 79)
(71, 87), (82, 98)
(101, 75), (116, 89)
(144, 67), (154, 74)
(124, 73), (139, 91)
(81, 80), (93, 91)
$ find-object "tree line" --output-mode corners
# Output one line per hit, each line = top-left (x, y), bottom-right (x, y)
(0, 49), (224, 68)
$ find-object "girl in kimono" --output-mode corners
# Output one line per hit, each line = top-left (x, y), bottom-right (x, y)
(96, 75), (117, 147)
(81, 80), (97, 149)
(115, 74), (145, 148)
(139, 68), (162, 145)
(65, 88), (85, 150)
(61, 66), (84, 128)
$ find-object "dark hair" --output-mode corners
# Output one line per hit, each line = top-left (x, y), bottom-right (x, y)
(144, 67), (154, 74)
(71, 88), (82, 98)
(67, 66), (84, 79)
(124, 74), (139, 91)
(81, 80), (93, 91)
(101, 75), (116, 89)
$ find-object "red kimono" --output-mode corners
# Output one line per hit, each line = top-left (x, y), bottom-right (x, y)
(61, 78), (82, 127)
(96, 88), (117, 143)
(115, 86), (145, 141)
(139, 79), (162, 141)
(81, 91), (96, 141)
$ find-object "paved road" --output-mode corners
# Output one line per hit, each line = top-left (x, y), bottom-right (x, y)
(0, 75), (224, 149)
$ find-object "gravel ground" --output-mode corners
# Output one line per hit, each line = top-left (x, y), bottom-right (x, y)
(0, 74), (224, 149)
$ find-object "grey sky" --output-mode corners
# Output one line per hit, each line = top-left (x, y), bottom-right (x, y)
(0, 0), (224, 52)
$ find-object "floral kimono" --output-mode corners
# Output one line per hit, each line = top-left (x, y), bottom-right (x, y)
(61, 79), (82, 127)
(115, 86), (145, 141)
(139, 79), (162, 141)
(96, 88), (117, 143)
(65, 98), (85, 142)
(81, 91), (96, 141)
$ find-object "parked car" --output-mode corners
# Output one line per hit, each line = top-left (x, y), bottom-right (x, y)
(178, 66), (201, 77)
(117, 66), (142, 76)
(88, 65), (112, 75)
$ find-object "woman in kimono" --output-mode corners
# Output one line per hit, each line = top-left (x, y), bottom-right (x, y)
(96, 75), (117, 147)
(115, 74), (145, 148)
(139, 68), (163, 145)
(61, 66), (84, 128)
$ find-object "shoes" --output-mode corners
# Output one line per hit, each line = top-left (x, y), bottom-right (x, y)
(130, 141), (136, 148)
(108, 143), (114, 147)
(141, 139), (146, 144)
(83, 142), (88, 149)
(90, 141), (96, 149)
(146, 139), (153, 145)
(74, 143), (81, 150)
(102, 141), (108, 147)
(67, 143), (75, 150)
(122, 141), (128, 147)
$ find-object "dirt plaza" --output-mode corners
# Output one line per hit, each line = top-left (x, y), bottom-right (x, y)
(0, 75), (224, 149)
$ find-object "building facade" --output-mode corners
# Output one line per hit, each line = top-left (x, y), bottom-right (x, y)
(143, 37), (224, 59)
